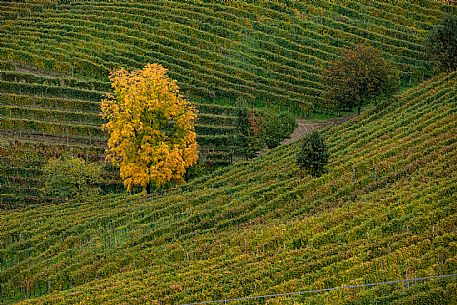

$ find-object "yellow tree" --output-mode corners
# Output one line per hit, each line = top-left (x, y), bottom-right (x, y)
(101, 64), (198, 193)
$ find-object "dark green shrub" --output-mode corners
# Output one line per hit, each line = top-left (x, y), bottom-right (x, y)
(43, 156), (102, 200)
(296, 131), (329, 177)
(427, 14), (457, 72)
(233, 109), (297, 158)
(259, 112), (297, 149)
(233, 108), (255, 159)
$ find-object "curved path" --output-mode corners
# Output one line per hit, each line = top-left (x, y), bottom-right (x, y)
(281, 114), (357, 146)
(259, 113), (358, 156)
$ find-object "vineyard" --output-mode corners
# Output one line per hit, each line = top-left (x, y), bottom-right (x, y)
(0, 0), (455, 205)
(0, 71), (456, 303)
(1, 0), (454, 109)
(0, 0), (456, 303)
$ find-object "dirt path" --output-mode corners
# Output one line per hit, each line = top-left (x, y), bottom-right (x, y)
(281, 113), (357, 146)
(259, 113), (358, 156)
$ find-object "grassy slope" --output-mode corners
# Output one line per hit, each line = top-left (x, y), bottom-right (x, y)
(0, 72), (456, 304)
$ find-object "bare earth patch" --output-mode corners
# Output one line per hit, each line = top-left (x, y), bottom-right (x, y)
(259, 114), (357, 156)
(281, 114), (357, 145)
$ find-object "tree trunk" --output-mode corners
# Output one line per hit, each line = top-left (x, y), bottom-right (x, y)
(146, 183), (151, 195)
(357, 105), (361, 115)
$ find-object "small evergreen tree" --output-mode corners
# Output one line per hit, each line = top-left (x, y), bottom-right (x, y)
(234, 108), (255, 159)
(427, 14), (457, 72)
(296, 131), (329, 177)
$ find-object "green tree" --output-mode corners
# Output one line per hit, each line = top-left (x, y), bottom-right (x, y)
(101, 64), (199, 194)
(296, 131), (329, 177)
(259, 112), (296, 149)
(43, 156), (101, 200)
(427, 14), (457, 72)
(234, 107), (252, 159)
(322, 45), (397, 115)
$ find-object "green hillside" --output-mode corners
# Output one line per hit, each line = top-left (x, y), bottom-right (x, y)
(1, 0), (451, 109)
(1, 71), (456, 304)
(1, 0), (455, 206)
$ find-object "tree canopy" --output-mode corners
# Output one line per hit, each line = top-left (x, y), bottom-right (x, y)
(322, 45), (397, 115)
(101, 64), (199, 193)
(296, 130), (329, 178)
(427, 14), (457, 72)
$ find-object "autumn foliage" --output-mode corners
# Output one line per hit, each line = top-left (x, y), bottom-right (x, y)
(101, 64), (198, 193)
(322, 45), (397, 114)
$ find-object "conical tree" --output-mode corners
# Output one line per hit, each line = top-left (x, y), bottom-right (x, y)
(296, 130), (329, 177)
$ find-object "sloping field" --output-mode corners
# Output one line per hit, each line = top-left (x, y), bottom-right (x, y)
(0, 61), (243, 206)
(0, 72), (455, 304)
(1, 0), (455, 206)
(0, 0), (453, 109)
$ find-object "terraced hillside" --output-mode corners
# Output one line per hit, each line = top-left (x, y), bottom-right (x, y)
(1, 0), (455, 207)
(1, 72), (455, 304)
(0, 61), (241, 152)
(1, 0), (454, 109)
(0, 59), (247, 206)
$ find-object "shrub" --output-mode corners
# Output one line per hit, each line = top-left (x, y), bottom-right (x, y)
(426, 14), (457, 72)
(233, 108), (256, 159)
(43, 156), (102, 200)
(233, 109), (297, 158)
(296, 130), (329, 177)
(322, 45), (397, 115)
(259, 112), (297, 149)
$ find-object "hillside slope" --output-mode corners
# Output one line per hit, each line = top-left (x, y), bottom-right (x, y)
(0, 72), (456, 304)
(1, 0), (455, 207)
(1, 0), (453, 109)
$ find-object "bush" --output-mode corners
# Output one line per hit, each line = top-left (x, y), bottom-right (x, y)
(43, 156), (102, 200)
(296, 131), (329, 177)
(259, 112), (297, 149)
(322, 45), (397, 115)
(232, 109), (297, 159)
(233, 108), (256, 159)
(426, 14), (457, 72)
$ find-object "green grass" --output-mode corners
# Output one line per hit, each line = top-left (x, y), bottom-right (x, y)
(0, 72), (455, 304)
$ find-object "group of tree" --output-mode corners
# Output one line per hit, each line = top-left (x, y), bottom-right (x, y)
(235, 108), (296, 159)
(304, 14), (456, 178)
